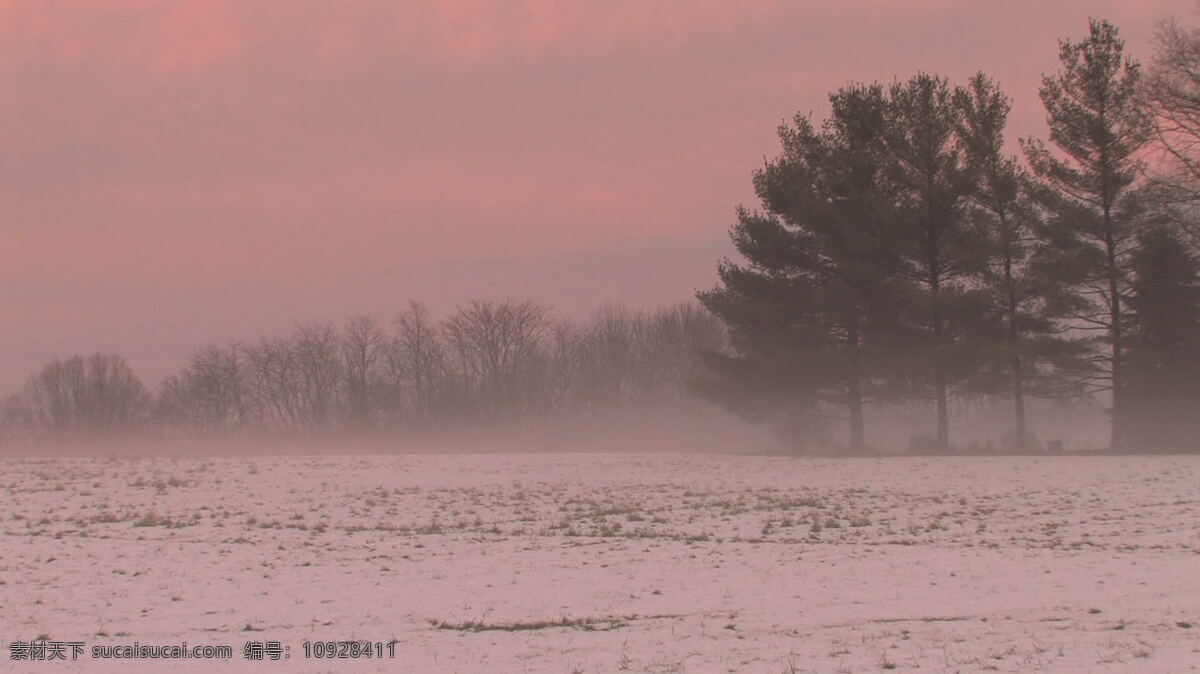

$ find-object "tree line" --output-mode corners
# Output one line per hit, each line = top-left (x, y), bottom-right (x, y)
(0, 301), (724, 442)
(698, 18), (1200, 453)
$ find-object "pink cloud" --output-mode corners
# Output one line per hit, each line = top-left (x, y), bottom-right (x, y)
(1, 0), (1196, 389)
(0, 0), (785, 78)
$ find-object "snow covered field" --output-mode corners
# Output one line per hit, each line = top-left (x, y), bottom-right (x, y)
(3, 452), (1198, 672)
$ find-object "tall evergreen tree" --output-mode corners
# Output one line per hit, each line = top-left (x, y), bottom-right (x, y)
(698, 84), (902, 452)
(1125, 227), (1200, 451)
(881, 72), (987, 452)
(1022, 19), (1153, 450)
(952, 73), (1087, 450)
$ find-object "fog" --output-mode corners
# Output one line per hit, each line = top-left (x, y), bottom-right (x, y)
(0, 297), (1121, 459)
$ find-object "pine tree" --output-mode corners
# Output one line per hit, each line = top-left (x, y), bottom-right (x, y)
(1125, 227), (1200, 451)
(698, 84), (903, 452)
(1022, 19), (1153, 450)
(881, 73), (988, 452)
(952, 73), (1088, 450)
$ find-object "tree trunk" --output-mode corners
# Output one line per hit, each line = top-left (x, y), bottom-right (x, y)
(846, 317), (866, 453)
(1099, 135), (1125, 453)
(1101, 144), (1124, 452)
(934, 367), (949, 451)
(1003, 247), (1027, 450)
(1107, 234), (1124, 451)
(1012, 354), (1027, 450)
(931, 271), (949, 452)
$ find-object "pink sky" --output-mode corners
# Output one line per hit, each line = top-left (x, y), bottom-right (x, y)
(1, 0), (1195, 389)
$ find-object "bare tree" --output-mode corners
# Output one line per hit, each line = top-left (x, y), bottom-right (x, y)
(157, 343), (247, 434)
(544, 320), (588, 414)
(389, 301), (445, 422)
(632, 302), (727, 404)
(138, 299), (730, 438)
(1145, 15), (1200, 220)
(442, 300), (551, 419)
(24, 353), (150, 434)
(341, 315), (386, 427)
(584, 304), (638, 405)
(293, 322), (342, 429)
(243, 337), (304, 430)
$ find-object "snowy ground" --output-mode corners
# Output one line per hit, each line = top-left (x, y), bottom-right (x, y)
(2, 452), (1198, 673)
